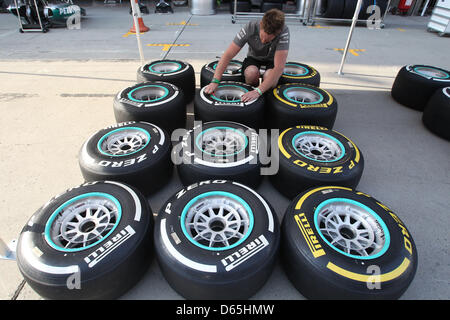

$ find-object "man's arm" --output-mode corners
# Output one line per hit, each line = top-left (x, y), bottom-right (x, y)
(241, 49), (288, 102)
(203, 42), (242, 94)
(259, 49), (288, 92)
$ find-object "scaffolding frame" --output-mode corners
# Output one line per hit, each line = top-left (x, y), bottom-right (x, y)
(307, 0), (392, 27)
(231, 0), (392, 27)
(231, 0), (312, 24)
(13, 0), (49, 32)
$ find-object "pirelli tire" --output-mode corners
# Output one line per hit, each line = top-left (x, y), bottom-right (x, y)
(278, 62), (321, 87)
(266, 83), (338, 130)
(271, 126), (364, 199)
(200, 60), (245, 88)
(137, 60), (196, 103)
(229, 0), (251, 14)
(281, 186), (418, 299)
(16, 180), (154, 300)
(154, 180), (280, 300)
(174, 121), (263, 189)
(113, 81), (186, 135)
(194, 81), (265, 129)
(342, 0), (359, 18)
(78, 121), (172, 195)
(391, 65), (450, 111)
(322, 0), (345, 18)
(422, 87), (450, 141)
(260, 1), (283, 12)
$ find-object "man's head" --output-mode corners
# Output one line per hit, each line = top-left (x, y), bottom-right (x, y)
(259, 9), (285, 43)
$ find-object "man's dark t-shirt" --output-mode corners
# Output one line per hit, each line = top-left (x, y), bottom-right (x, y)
(233, 20), (290, 62)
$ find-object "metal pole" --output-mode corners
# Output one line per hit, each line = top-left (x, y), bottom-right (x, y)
(14, 0), (25, 32)
(33, 0), (45, 31)
(130, 0), (145, 66)
(304, 0), (313, 25)
(337, 0), (363, 75)
(384, 0), (392, 20)
(421, 0), (430, 16)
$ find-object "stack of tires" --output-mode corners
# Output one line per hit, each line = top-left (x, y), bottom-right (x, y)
(15, 58), (418, 301)
(229, 0), (284, 13)
(321, 0), (388, 20)
(188, 58), (417, 299)
(229, 0), (252, 13)
(270, 61), (417, 300)
(15, 59), (196, 300)
(391, 64), (450, 140)
(260, 0), (283, 12)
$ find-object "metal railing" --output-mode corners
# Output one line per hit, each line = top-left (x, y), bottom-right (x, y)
(307, 0), (392, 27)
(231, 0), (311, 24)
(231, 0), (392, 27)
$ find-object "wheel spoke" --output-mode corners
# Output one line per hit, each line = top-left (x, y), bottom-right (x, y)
(317, 200), (387, 258)
(183, 195), (251, 249)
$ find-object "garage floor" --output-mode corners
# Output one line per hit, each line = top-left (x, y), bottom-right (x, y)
(0, 1), (449, 300)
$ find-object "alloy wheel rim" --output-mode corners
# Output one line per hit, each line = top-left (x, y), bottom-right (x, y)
(45, 193), (122, 252)
(181, 192), (254, 250)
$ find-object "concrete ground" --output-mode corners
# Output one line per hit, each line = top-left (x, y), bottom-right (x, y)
(0, 1), (449, 300)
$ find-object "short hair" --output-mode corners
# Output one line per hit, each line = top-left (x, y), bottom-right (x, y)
(261, 9), (285, 35)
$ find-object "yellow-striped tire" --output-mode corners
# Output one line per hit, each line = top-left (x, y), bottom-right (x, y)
(281, 186), (418, 299)
(266, 83), (337, 130)
(278, 62), (320, 87)
(270, 125), (363, 199)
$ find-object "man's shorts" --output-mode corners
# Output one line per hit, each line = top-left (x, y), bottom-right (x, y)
(242, 56), (275, 75)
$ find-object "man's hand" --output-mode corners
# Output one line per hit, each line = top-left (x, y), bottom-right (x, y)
(204, 82), (219, 95)
(241, 89), (261, 103)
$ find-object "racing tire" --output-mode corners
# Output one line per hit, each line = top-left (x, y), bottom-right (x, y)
(281, 186), (418, 299)
(342, 0), (359, 19)
(194, 81), (265, 129)
(174, 121), (263, 189)
(422, 87), (450, 141)
(113, 81), (186, 134)
(266, 83), (338, 130)
(229, 0), (252, 13)
(322, 0), (345, 18)
(154, 180), (280, 299)
(278, 62), (321, 87)
(260, 1), (283, 12)
(16, 180), (153, 300)
(391, 65), (450, 111)
(200, 60), (245, 88)
(137, 60), (196, 103)
(271, 125), (364, 199)
(78, 121), (172, 195)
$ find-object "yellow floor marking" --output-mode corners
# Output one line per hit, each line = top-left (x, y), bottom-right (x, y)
(166, 20), (198, 26)
(308, 24), (332, 29)
(146, 43), (191, 51)
(122, 31), (145, 38)
(397, 28), (406, 32)
(334, 48), (366, 56)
